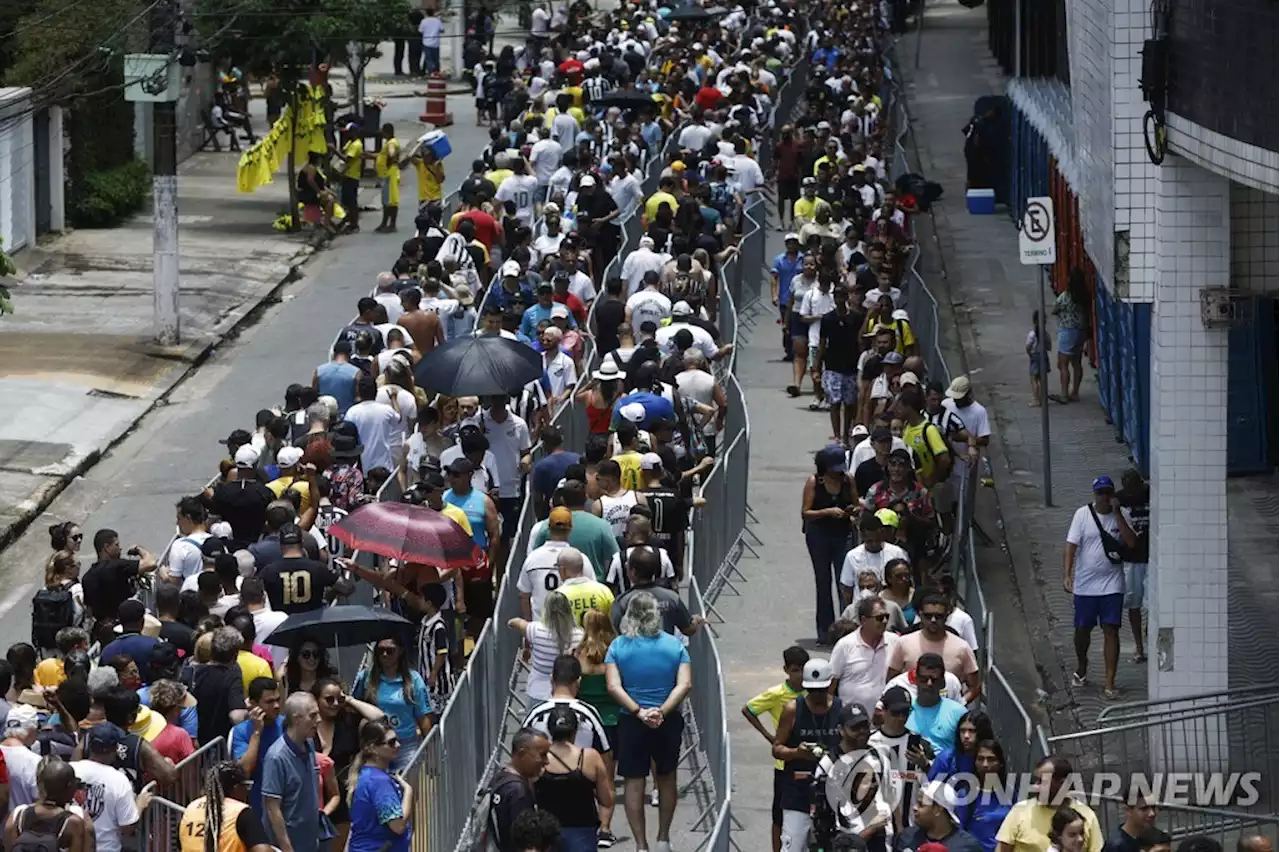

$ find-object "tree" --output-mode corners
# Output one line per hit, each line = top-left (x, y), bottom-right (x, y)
(0, 238), (15, 315)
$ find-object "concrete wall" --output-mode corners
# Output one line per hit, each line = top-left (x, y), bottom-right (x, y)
(0, 88), (36, 252)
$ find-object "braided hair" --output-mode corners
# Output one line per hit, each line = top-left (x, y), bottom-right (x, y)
(203, 760), (248, 852)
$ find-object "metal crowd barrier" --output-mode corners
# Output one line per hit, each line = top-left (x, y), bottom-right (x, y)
(682, 576), (734, 850)
(138, 737), (228, 847)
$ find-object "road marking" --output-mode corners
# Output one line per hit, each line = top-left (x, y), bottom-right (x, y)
(0, 583), (36, 621)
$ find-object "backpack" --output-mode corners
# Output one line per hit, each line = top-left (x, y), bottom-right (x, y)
(31, 586), (76, 650)
(10, 805), (70, 852)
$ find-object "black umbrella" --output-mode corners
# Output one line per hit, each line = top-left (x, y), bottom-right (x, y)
(412, 334), (543, 397)
(266, 605), (414, 648)
(665, 5), (727, 22)
(595, 89), (658, 110)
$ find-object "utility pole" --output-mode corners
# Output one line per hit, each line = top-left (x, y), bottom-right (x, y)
(151, 0), (180, 345)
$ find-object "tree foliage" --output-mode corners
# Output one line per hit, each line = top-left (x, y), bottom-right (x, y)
(0, 237), (14, 315)
(1, 0), (146, 96)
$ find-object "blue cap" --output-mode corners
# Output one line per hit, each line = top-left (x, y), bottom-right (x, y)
(1091, 475), (1115, 493)
(816, 444), (847, 474)
(87, 722), (127, 754)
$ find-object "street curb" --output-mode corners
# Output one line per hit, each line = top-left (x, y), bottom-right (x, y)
(0, 245), (316, 557)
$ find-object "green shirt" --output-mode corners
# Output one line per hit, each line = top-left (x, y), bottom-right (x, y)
(530, 510), (620, 581)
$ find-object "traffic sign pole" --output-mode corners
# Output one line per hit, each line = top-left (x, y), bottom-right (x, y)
(1019, 195), (1057, 507)
(1039, 264), (1052, 506)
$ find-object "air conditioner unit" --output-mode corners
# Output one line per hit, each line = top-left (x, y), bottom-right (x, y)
(124, 54), (180, 103)
(1199, 287), (1254, 329)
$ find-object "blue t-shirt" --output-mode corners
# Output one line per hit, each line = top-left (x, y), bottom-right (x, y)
(965, 794), (1012, 852)
(260, 733), (321, 852)
(531, 451), (581, 499)
(352, 671), (431, 748)
(520, 302), (578, 339)
(231, 716), (285, 812)
(349, 766), (410, 852)
(907, 697), (968, 753)
(316, 360), (361, 415)
(611, 392), (676, 430)
(772, 252), (805, 305)
(929, 747), (977, 821)
(137, 685), (198, 740)
(99, 634), (160, 681)
(605, 633), (689, 712)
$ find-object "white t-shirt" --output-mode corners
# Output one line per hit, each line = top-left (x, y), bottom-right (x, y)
(374, 292), (404, 325)
(531, 6), (551, 35)
(848, 435), (911, 473)
(551, 113), (580, 152)
(376, 386), (417, 439)
(465, 411), (531, 499)
(496, 174), (540, 226)
(438, 445), (500, 493)
(517, 540), (571, 621)
(529, 138), (562, 186)
(942, 398), (991, 481)
(627, 289), (672, 333)
(548, 166), (574, 201)
(656, 323), (717, 361)
(543, 351), (578, 398)
(418, 15), (444, 48)
(252, 607), (289, 664)
(72, 760), (139, 852)
(525, 621), (584, 701)
(621, 249), (670, 295)
(606, 545), (677, 594)
(799, 287), (837, 346)
(343, 401), (402, 472)
(566, 270), (595, 304)
(730, 155), (765, 194)
(839, 542), (910, 587)
(167, 531), (211, 581)
(1066, 504), (1125, 596)
(1, 744), (42, 806)
(677, 123), (712, 152)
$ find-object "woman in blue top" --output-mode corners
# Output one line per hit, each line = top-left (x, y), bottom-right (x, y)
(347, 720), (415, 852)
(964, 738), (1013, 852)
(352, 635), (431, 771)
(605, 592), (692, 852)
(927, 710), (994, 823)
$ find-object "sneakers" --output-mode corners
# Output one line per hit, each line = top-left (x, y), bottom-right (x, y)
(597, 830), (617, 848)
(649, 788), (659, 807)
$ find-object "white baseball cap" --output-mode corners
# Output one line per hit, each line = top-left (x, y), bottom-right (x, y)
(579, 174), (597, 187)
(802, 658), (833, 689)
(234, 444), (261, 467)
(620, 402), (647, 423)
(276, 446), (304, 468)
(899, 371), (921, 387)
(550, 304), (570, 320)
(851, 424), (870, 439)
(920, 780), (962, 824)
(640, 452), (664, 470)
(501, 260), (521, 277)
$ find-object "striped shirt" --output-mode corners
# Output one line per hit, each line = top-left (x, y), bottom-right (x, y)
(583, 76), (613, 103)
(522, 697), (612, 752)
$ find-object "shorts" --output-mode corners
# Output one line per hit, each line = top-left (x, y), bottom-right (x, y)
(340, 177), (359, 212)
(498, 496), (521, 539)
(778, 177), (800, 201)
(788, 312), (809, 339)
(1124, 563), (1147, 609)
(1074, 593), (1124, 628)
(616, 709), (684, 778)
(1029, 351), (1050, 377)
(1058, 326), (1084, 357)
(772, 768), (786, 826)
(777, 771), (811, 813)
(463, 577), (495, 624)
(474, 97), (486, 111)
(821, 371), (858, 405)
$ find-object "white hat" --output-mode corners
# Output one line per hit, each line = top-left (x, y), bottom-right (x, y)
(851, 424), (870, 439)
(5, 705), (39, 733)
(501, 260), (522, 277)
(783, 232), (800, 242)
(640, 452), (664, 470)
(276, 446), (304, 468)
(593, 361), (622, 381)
(543, 202), (561, 214)
(620, 402), (647, 423)
(891, 308), (910, 322)
(579, 174), (597, 187)
(640, 235), (655, 249)
(209, 521), (233, 539)
(802, 658), (833, 689)
(920, 780), (962, 824)
(899, 371), (921, 387)
(946, 375), (972, 399)
(234, 444), (260, 467)
(550, 304), (570, 319)
(671, 301), (694, 316)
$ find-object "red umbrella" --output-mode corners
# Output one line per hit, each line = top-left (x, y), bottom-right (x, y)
(328, 503), (481, 568)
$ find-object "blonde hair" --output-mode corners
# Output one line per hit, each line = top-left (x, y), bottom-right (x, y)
(620, 592), (662, 638)
(194, 632), (214, 664)
(578, 609), (616, 664)
(541, 592), (578, 652)
(44, 550), (78, 589)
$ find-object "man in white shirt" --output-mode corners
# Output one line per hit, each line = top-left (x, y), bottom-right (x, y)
(626, 271), (673, 337)
(74, 723), (145, 852)
(372, 273), (404, 324)
(495, 159), (540, 226)
(940, 375), (991, 499)
(728, 142), (765, 205)
(839, 511), (910, 601)
(529, 135), (562, 199)
(162, 496), (212, 583)
(343, 375), (402, 472)
(607, 159), (644, 219)
(620, 237), (669, 295)
(465, 397), (533, 546)
(656, 303), (725, 362)
(677, 112), (713, 152)
(517, 509), (573, 620)
(419, 12), (444, 73)
(1, 705), (44, 807)
(540, 327), (578, 403)
(828, 595), (899, 716)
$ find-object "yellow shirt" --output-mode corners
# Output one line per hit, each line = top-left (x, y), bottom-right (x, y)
(902, 419), (950, 482)
(996, 799), (1103, 852)
(485, 168), (513, 188)
(792, 196), (829, 224)
(267, 476), (313, 514)
(416, 159), (444, 202)
(441, 503), (474, 538)
(746, 681), (803, 769)
(563, 85), (584, 108)
(812, 155), (836, 176)
(181, 797), (249, 852)
(341, 138), (364, 179)
(863, 317), (916, 354)
(568, 106), (587, 125)
(558, 577), (615, 625)
(612, 451), (643, 491)
(35, 657), (67, 689)
(644, 191), (678, 222)
(237, 649), (274, 695)
(375, 137), (401, 179)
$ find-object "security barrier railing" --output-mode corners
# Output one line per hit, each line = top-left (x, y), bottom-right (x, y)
(138, 737), (229, 848)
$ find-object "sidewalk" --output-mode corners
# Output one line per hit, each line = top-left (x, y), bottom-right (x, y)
(900, 1), (1148, 730)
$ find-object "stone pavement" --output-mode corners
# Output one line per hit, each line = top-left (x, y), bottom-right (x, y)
(0, 88), (486, 553)
(900, 0), (1277, 731)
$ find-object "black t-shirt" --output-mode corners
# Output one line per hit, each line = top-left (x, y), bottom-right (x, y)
(639, 485), (691, 550)
(159, 620), (195, 656)
(335, 322), (385, 354)
(818, 310), (861, 375)
(260, 555), (342, 614)
(191, 662), (245, 745)
(488, 770), (537, 852)
(211, 480), (276, 546)
(855, 457), (886, 499)
(81, 558), (140, 621)
(249, 535), (321, 569)
(1103, 828), (1143, 852)
(577, 190), (619, 232)
(595, 298), (627, 354)
(236, 808), (271, 847)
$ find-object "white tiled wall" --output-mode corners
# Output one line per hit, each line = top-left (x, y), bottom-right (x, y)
(1111, 0), (1158, 302)
(1148, 156), (1231, 708)
(1066, 0), (1115, 289)
(1229, 182), (1280, 295)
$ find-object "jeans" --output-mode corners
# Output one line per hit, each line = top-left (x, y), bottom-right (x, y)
(558, 827), (599, 852)
(805, 528), (849, 640)
(780, 301), (793, 359)
(424, 45), (441, 73)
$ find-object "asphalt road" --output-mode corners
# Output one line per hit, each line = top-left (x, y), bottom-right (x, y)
(0, 105), (489, 652)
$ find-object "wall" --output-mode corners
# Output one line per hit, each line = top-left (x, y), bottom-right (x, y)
(0, 88), (36, 253)
(1111, 0), (1157, 302)
(1063, 0), (1113, 289)
(1230, 183), (1280, 295)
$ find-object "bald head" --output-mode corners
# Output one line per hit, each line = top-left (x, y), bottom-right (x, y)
(903, 355), (926, 377)
(39, 758), (78, 804)
(556, 547), (585, 579)
(1239, 838), (1274, 852)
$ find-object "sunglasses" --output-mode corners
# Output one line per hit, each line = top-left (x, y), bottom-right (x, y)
(920, 612), (947, 621)
(298, 649), (320, 660)
(71, 534), (84, 542)
(865, 613), (890, 622)
(377, 646), (399, 657)
(383, 736), (401, 747)
(322, 694), (343, 705)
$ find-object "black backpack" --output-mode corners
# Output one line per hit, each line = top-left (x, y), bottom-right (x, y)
(31, 586), (76, 650)
(10, 806), (70, 852)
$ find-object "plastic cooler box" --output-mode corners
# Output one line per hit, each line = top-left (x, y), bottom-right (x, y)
(966, 188), (995, 214)
(423, 131), (452, 160)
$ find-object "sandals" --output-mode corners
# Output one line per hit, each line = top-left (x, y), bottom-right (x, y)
(786, 385), (800, 398)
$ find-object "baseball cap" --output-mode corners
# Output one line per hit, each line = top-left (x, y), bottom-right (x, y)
(536, 280), (554, 293)
(4, 705), (39, 734)
(447, 457), (476, 476)
(87, 722), (127, 754)
(278, 523), (304, 546)
(640, 452), (664, 470)
(815, 444), (846, 474)
(888, 448), (913, 466)
(200, 537), (227, 559)
(837, 703), (870, 728)
(549, 507), (574, 529)
(870, 425), (892, 443)
(620, 402), (647, 424)
(874, 508), (900, 528)
(234, 444), (261, 467)
(920, 780), (962, 824)
(219, 429), (252, 448)
(945, 375), (972, 400)
(501, 260), (521, 277)
(1092, 475), (1115, 493)
(851, 424), (870, 440)
(802, 176), (817, 186)
(276, 446), (304, 468)
(579, 174), (596, 187)
(671, 301), (694, 316)
(882, 351), (905, 365)
(881, 685), (913, 714)
(550, 304), (570, 320)
(783, 232), (801, 243)
(802, 658), (833, 689)
(899, 371), (921, 387)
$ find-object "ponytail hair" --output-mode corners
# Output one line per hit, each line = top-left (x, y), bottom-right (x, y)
(347, 719), (397, 806)
(203, 760), (248, 852)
